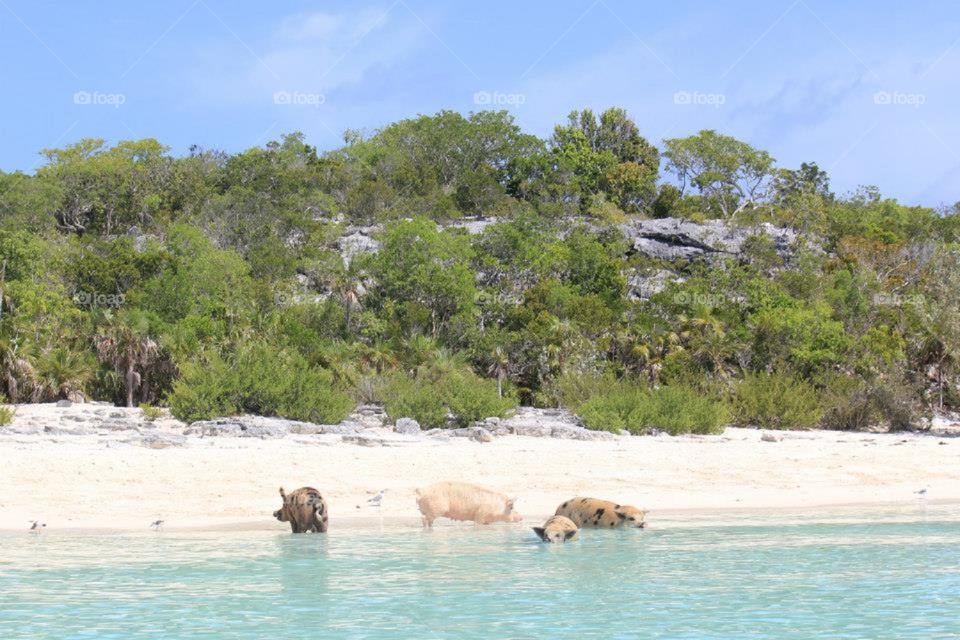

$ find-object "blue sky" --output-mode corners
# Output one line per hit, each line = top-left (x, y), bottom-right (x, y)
(2, 0), (959, 206)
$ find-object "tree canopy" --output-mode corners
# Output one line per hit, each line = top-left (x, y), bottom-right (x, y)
(0, 107), (957, 432)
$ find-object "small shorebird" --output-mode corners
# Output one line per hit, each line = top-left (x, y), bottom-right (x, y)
(914, 488), (928, 497)
(367, 490), (387, 508)
(150, 520), (165, 531)
(29, 521), (46, 533)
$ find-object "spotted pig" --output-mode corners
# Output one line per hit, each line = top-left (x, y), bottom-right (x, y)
(555, 497), (646, 529)
(532, 515), (579, 543)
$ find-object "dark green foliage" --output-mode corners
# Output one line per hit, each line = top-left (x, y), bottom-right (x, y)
(168, 342), (353, 424)
(379, 366), (515, 429)
(733, 372), (823, 429)
(578, 382), (728, 435)
(0, 108), (953, 431)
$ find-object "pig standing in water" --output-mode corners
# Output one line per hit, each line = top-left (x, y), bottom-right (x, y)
(416, 481), (522, 528)
(274, 487), (328, 533)
(533, 515), (579, 543)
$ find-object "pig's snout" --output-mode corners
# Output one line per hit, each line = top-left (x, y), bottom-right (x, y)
(510, 513), (523, 522)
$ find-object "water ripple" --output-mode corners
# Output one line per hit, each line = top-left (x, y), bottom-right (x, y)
(1, 519), (959, 639)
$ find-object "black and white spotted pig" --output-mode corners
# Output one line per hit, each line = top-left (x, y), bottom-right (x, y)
(555, 497), (646, 529)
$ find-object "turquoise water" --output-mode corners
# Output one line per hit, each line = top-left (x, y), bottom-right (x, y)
(2, 514), (959, 639)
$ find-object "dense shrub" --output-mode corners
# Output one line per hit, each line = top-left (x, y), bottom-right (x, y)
(379, 368), (515, 429)
(733, 372), (823, 429)
(579, 383), (728, 435)
(820, 378), (917, 431)
(0, 404), (14, 426)
(379, 374), (449, 429)
(167, 342), (354, 423)
(536, 370), (618, 409)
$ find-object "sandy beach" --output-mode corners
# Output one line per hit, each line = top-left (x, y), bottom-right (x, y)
(2, 411), (958, 532)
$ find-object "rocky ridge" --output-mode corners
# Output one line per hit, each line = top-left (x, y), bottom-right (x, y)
(0, 402), (616, 447)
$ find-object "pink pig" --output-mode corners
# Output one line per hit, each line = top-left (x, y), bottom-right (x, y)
(415, 481), (523, 528)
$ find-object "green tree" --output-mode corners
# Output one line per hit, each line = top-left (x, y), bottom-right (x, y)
(94, 309), (162, 407)
(368, 218), (476, 338)
(664, 130), (775, 218)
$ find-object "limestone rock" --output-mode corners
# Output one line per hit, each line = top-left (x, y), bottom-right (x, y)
(448, 426), (494, 442)
(394, 418), (421, 435)
(620, 217), (803, 263)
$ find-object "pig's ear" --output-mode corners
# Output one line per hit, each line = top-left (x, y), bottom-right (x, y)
(279, 487), (287, 500)
(564, 530), (577, 541)
(532, 527), (545, 540)
(507, 498), (517, 511)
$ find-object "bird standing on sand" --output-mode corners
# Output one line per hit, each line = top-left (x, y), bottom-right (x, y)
(29, 521), (46, 533)
(367, 490), (387, 508)
(150, 520), (164, 531)
(915, 488), (928, 497)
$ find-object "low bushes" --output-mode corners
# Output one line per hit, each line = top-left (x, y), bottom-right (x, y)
(732, 372), (823, 429)
(819, 378), (916, 431)
(167, 342), (354, 424)
(379, 367), (515, 429)
(577, 381), (728, 435)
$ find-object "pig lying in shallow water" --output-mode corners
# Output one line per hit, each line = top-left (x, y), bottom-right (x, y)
(555, 497), (646, 529)
(274, 486), (328, 533)
(416, 481), (522, 528)
(533, 515), (579, 543)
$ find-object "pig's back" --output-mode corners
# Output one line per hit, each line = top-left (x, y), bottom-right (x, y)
(417, 481), (508, 517)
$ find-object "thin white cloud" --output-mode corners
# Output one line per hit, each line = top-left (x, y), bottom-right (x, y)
(186, 6), (421, 107)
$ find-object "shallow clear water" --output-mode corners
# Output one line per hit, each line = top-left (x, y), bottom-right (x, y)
(2, 514), (959, 639)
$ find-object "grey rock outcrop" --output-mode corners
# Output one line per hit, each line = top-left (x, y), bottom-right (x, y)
(448, 426), (495, 442)
(185, 415), (364, 438)
(133, 432), (187, 449)
(1, 403), (621, 443)
(394, 418), (421, 435)
(620, 218), (802, 263)
(337, 227), (381, 263)
(461, 408), (617, 441)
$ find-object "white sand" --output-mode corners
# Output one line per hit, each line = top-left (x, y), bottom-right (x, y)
(2, 423), (958, 532)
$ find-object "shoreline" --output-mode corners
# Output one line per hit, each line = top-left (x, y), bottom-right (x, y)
(3, 500), (959, 535)
(3, 404), (959, 534)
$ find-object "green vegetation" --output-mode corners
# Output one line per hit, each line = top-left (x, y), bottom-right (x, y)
(732, 373), (823, 429)
(0, 108), (957, 432)
(167, 341), (354, 423)
(139, 403), (165, 422)
(0, 396), (13, 426)
(578, 383), (728, 435)
(378, 367), (515, 429)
